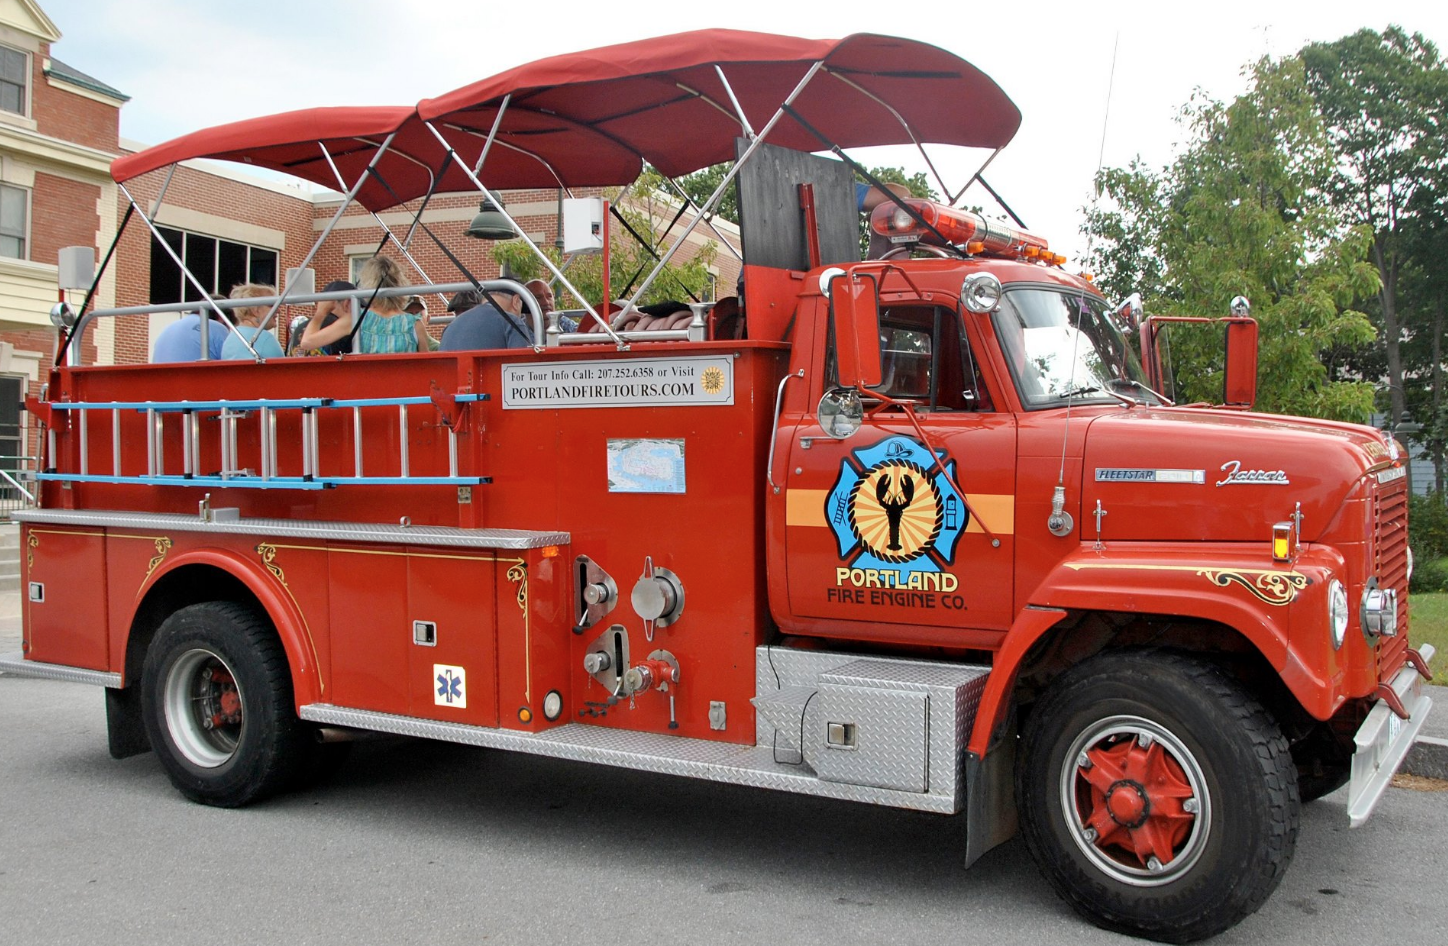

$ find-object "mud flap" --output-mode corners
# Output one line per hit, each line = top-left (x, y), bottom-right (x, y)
(964, 717), (1018, 867)
(106, 686), (151, 759)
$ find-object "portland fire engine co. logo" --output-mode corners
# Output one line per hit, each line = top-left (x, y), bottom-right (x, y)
(825, 436), (966, 595)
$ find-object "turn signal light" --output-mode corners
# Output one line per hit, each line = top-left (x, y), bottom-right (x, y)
(1271, 522), (1293, 562)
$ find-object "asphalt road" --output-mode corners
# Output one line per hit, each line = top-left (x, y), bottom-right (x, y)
(1, 667), (1445, 946)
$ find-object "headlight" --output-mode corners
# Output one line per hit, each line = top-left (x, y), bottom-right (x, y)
(1328, 580), (1349, 650)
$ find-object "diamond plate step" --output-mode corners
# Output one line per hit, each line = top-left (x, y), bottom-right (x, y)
(750, 685), (815, 753)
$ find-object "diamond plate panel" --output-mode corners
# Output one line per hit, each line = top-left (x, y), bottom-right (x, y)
(755, 647), (990, 807)
(301, 704), (961, 813)
(807, 683), (929, 792)
(12, 508), (567, 550)
(0, 651), (121, 687)
(750, 685), (815, 752)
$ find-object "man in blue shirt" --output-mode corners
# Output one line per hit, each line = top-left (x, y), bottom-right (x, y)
(439, 287), (534, 351)
(152, 306), (230, 362)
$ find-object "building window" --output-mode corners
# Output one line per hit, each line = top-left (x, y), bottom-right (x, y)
(0, 183), (26, 259)
(0, 45), (26, 116)
(148, 225), (279, 304)
(349, 255), (370, 284)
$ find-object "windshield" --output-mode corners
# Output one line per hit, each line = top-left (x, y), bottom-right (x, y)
(991, 288), (1157, 409)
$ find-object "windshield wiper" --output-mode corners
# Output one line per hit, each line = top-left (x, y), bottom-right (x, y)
(1057, 384), (1136, 407)
(1108, 378), (1172, 406)
(1056, 385), (1100, 399)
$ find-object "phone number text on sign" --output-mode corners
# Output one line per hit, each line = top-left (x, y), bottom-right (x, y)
(501, 355), (735, 409)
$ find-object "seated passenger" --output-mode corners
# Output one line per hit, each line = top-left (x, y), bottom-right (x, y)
(220, 284), (285, 360)
(294, 280), (357, 356)
(300, 257), (432, 354)
(439, 287), (534, 350)
(152, 301), (231, 363)
(523, 278), (581, 333)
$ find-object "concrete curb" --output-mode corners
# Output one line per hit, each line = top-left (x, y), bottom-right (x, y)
(1403, 736), (1448, 781)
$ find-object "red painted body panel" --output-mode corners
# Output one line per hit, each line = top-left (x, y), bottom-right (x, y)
(36, 343), (787, 745)
(23, 257), (1413, 768)
(22, 525), (109, 670)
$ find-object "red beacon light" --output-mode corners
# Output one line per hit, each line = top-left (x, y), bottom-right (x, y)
(869, 198), (1053, 262)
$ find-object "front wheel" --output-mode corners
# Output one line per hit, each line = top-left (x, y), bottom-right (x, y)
(1017, 651), (1299, 943)
(142, 601), (307, 807)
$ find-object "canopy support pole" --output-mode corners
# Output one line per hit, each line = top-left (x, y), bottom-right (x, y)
(624, 59), (825, 314)
(117, 181), (258, 362)
(149, 165), (177, 217)
(713, 66), (756, 139)
(825, 69), (952, 202)
(317, 141), (441, 299)
(245, 132), (400, 354)
(472, 94), (510, 176)
(661, 177), (743, 263)
(951, 147), (1003, 208)
(423, 120), (627, 348)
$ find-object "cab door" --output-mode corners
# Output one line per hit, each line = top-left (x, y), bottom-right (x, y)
(780, 304), (1016, 646)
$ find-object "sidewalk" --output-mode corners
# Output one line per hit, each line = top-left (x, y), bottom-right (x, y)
(0, 590), (18, 653)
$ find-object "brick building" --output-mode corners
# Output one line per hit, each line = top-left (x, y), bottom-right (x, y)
(2, 0), (740, 391)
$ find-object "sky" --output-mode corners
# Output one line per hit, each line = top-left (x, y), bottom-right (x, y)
(37, 0), (1448, 270)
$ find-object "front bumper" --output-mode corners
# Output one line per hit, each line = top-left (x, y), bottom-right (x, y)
(1346, 643), (1435, 826)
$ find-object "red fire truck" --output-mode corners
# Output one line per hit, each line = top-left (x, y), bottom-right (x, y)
(0, 31), (1432, 943)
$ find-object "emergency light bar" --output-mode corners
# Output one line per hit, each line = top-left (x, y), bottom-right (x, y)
(869, 199), (1063, 264)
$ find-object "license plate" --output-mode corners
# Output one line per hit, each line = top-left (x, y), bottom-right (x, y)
(1388, 711), (1404, 745)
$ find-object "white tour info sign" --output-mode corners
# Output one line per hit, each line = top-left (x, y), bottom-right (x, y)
(501, 355), (735, 409)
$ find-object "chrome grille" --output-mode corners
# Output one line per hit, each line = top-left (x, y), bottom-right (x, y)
(1374, 473), (1409, 678)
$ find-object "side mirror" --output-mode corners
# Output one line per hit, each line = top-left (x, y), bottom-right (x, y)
(1114, 292), (1143, 331)
(818, 387), (864, 439)
(1222, 317), (1258, 409)
(823, 268), (882, 389)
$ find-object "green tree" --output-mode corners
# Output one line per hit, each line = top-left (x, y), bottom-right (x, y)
(494, 172), (717, 311)
(1301, 26), (1448, 480)
(1084, 56), (1379, 420)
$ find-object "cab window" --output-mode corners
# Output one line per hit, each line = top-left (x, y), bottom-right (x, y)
(827, 305), (992, 411)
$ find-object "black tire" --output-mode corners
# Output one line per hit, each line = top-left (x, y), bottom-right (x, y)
(1016, 650), (1299, 943)
(141, 601), (308, 807)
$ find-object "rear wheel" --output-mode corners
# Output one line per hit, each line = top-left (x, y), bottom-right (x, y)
(142, 601), (307, 807)
(1017, 651), (1299, 943)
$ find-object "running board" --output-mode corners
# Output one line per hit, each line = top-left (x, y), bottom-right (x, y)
(0, 651), (122, 688)
(299, 704), (960, 814)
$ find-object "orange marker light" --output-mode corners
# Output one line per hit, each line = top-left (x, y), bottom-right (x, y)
(518, 706), (534, 724)
(541, 546), (560, 558)
(1271, 522), (1293, 562)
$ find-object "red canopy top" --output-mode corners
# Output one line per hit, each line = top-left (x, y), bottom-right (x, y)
(420, 30), (1021, 179)
(112, 31), (1020, 211)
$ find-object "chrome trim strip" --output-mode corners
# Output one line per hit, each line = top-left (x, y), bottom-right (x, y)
(298, 705), (958, 813)
(0, 652), (122, 688)
(11, 508), (569, 550)
(1347, 642), (1435, 827)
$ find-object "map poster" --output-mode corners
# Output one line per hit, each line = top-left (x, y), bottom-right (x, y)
(501, 355), (734, 409)
(607, 439), (686, 494)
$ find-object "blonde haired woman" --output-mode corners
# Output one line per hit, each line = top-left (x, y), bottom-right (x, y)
(220, 283), (285, 359)
(299, 256), (434, 354)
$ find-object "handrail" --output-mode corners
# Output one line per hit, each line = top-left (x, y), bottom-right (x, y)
(0, 469), (34, 504)
(69, 280), (546, 353)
